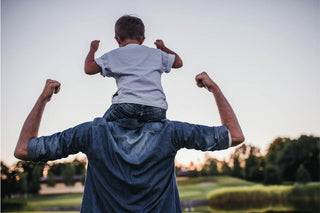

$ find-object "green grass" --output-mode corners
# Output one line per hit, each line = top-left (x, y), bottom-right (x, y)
(2, 177), (319, 212)
(2, 193), (83, 212)
(178, 176), (254, 201)
(7, 212), (78, 213)
(24, 193), (82, 211)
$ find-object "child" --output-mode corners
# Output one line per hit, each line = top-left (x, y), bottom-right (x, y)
(84, 15), (183, 122)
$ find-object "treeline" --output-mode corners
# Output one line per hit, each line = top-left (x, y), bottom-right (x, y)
(177, 135), (320, 185)
(1, 159), (86, 198)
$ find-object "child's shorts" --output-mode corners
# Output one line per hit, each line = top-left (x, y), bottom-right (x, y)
(103, 103), (166, 122)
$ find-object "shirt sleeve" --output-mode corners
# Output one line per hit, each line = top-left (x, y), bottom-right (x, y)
(95, 53), (114, 77)
(27, 122), (92, 162)
(161, 51), (175, 73)
(172, 121), (230, 151)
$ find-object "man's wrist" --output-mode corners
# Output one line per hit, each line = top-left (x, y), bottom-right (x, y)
(39, 93), (50, 104)
(209, 83), (220, 94)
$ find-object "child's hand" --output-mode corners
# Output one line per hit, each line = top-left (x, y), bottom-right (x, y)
(90, 40), (100, 52)
(154, 39), (166, 50)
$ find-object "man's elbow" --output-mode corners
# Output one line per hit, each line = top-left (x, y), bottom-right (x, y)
(231, 135), (245, 147)
(14, 146), (29, 161)
(14, 149), (23, 160)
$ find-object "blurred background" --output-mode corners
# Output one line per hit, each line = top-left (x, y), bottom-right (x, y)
(1, 0), (319, 212)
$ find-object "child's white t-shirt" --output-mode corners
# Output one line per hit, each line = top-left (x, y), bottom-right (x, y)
(95, 44), (175, 109)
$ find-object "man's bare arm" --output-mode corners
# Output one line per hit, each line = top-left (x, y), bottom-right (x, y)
(14, 80), (61, 160)
(195, 72), (245, 146)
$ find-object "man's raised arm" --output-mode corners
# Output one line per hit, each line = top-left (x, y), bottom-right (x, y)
(14, 79), (61, 160)
(195, 72), (245, 146)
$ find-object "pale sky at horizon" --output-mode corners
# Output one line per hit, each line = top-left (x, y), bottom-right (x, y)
(1, 0), (320, 167)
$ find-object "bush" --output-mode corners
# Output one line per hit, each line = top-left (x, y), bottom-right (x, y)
(207, 185), (291, 205)
(295, 164), (311, 184)
(207, 183), (320, 211)
(62, 163), (75, 186)
(264, 165), (281, 185)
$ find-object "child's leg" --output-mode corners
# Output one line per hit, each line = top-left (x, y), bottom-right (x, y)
(103, 103), (142, 121)
(103, 104), (119, 121)
(140, 106), (166, 122)
(103, 103), (166, 122)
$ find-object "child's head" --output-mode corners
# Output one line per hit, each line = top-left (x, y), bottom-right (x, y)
(115, 15), (145, 43)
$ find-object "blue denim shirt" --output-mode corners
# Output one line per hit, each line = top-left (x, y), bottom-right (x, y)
(28, 118), (230, 213)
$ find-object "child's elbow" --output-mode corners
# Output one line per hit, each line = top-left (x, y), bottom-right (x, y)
(84, 68), (91, 75)
(173, 60), (183, 69)
(84, 67), (96, 75)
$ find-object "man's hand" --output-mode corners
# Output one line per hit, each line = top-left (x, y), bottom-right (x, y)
(90, 40), (100, 52)
(154, 39), (166, 50)
(195, 72), (217, 93)
(40, 79), (61, 102)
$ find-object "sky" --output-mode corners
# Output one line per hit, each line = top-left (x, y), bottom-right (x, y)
(1, 0), (319, 167)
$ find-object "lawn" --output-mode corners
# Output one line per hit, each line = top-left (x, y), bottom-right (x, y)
(2, 176), (319, 212)
(2, 176), (253, 212)
(178, 176), (254, 201)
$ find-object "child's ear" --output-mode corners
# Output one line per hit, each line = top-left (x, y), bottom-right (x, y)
(140, 37), (145, 44)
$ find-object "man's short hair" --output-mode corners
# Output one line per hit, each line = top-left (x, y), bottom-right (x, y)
(115, 15), (145, 42)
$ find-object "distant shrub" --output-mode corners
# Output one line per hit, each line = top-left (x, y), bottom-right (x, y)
(264, 165), (281, 185)
(208, 183), (320, 207)
(295, 164), (311, 184)
(208, 185), (291, 205)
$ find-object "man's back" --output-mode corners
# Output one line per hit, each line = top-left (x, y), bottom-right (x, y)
(28, 118), (230, 212)
(83, 118), (180, 212)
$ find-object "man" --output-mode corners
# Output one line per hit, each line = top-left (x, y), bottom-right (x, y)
(14, 72), (244, 212)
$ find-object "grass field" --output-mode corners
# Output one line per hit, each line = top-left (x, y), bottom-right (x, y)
(178, 176), (254, 201)
(2, 176), (319, 213)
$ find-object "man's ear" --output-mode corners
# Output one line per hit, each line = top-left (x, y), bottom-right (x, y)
(115, 36), (121, 45)
(140, 37), (145, 44)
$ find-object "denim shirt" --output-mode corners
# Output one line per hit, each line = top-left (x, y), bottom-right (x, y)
(28, 118), (230, 213)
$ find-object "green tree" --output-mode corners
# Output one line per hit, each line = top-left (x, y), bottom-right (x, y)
(295, 164), (311, 184)
(48, 163), (65, 176)
(1, 161), (22, 198)
(29, 165), (41, 193)
(265, 137), (290, 165)
(187, 169), (199, 178)
(264, 165), (281, 185)
(201, 159), (219, 176)
(62, 163), (75, 186)
(20, 172), (29, 198)
(221, 161), (232, 176)
(15, 161), (45, 194)
(277, 135), (319, 182)
(1, 161), (11, 198)
(73, 159), (86, 175)
(208, 160), (219, 176)
(81, 170), (86, 186)
(232, 157), (243, 178)
(47, 171), (56, 187)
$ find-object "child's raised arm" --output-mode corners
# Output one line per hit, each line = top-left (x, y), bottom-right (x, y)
(154, 40), (183, 68)
(84, 40), (102, 75)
